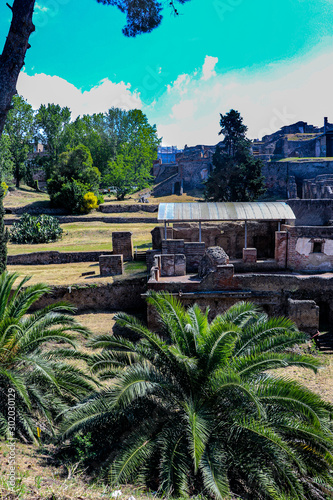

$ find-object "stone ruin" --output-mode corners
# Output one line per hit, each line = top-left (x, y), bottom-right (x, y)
(198, 246), (229, 278)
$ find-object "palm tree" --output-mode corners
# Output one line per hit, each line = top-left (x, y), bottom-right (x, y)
(62, 292), (333, 500)
(0, 271), (96, 443)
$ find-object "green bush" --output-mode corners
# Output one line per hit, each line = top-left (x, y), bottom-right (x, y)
(96, 194), (104, 205)
(10, 213), (63, 244)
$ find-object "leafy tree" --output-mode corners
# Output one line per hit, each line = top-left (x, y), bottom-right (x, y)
(0, 272), (95, 442)
(102, 108), (160, 193)
(0, 181), (8, 274)
(62, 292), (333, 500)
(47, 144), (101, 213)
(63, 114), (112, 176)
(0, 135), (14, 183)
(104, 155), (134, 200)
(3, 95), (34, 188)
(205, 110), (265, 202)
(35, 103), (71, 169)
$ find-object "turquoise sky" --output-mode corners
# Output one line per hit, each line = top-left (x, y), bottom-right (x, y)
(1, 0), (333, 145)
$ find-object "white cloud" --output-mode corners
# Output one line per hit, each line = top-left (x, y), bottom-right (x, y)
(35, 3), (48, 12)
(150, 45), (333, 146)
(16, 44), (333, 148)
(17, 72), (142, 117)
(201, 56), (218, 81)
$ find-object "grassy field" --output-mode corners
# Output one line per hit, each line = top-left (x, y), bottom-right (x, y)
(7, 261), (147, 286)
(7, 221), (157, 255)
(277, 157), (333, 163)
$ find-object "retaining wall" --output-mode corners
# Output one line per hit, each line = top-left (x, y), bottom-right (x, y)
(31, 278), (147, 312)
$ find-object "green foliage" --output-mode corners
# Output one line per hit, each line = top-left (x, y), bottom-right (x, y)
(0, 135), (14, 182)
(10, 213), (63, 244)
(35, 103), (71, 167)
(62, 293), (333, 500)
(205, 109), (266, 202)
(104, 155), (134, 200)
(3, 95), (34, 188)
(96, 194), (104, 205)
(64, 108), (160, 193)
(47, 144), (101, 214)
(0, 180), (8, 273)
(0, 271), (95, 443)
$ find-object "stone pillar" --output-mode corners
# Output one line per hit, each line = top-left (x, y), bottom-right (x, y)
(112, 232), (133, 261)
(242, 248), (257, 263)
(275, 231), (287, 268)
(288, 299), (319, 335)
(99, 255), (123, 276)
(215, 264), (235, 288)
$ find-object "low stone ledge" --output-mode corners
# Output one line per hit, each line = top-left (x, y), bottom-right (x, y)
(7, 251), (109, 266)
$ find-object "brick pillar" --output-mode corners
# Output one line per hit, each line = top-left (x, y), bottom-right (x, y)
(242, 248), (257, 263)
(112, 232), (133, 261)
(99, 255), (123, 276)
(275, 231), (287, 268)
(215, 264), (235, 288)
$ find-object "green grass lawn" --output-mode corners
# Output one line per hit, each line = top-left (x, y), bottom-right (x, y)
(7, 261), (147, 286)
(7, 221), (157, 255)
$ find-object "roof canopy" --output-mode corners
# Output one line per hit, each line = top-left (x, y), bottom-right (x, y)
(158, 202), (296, 223)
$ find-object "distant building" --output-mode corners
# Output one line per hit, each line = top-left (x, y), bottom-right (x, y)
(157, 146), (183, 164)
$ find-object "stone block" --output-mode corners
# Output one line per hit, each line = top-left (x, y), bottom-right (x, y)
(162, 239), (185, 255)
(288, 298), (319, 334)
(99, 254), (123, 276)
(242, 248), (257, 263)
(161, 254), (175, 277)
(215, 264), (235, 287)
(112, 232), (133, 261)
(174, 254), (186, 276)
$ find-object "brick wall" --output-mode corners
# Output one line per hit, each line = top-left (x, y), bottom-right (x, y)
(112, 232), (133, 261)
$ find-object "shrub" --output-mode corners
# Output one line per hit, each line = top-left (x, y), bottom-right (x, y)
(10, 213), (63, 244)
(50, 179), (86, 214)
(1, 181), (8, 197)
(81, 191), (98, 213)
(96, 194), (104, 205)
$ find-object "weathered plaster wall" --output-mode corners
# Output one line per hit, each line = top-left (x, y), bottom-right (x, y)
(283, 225), (333, 271)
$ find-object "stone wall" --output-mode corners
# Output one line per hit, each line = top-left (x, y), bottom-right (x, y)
(7, 250), (110, 265)
(286, 199), (333, 226)
(99, 203), (158, 213)
(30, 278), (146, 312)
(147, 269), (333, 333)
(263, 160), (333, 199)
(153, 221), (278, 259)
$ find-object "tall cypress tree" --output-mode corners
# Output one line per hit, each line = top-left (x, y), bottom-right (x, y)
(0, 179), (8, 273)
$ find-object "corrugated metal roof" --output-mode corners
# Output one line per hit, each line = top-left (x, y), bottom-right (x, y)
(158, 202), (296, 222)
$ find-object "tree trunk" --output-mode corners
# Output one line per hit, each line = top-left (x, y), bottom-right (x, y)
(0, 0), (35, 136)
